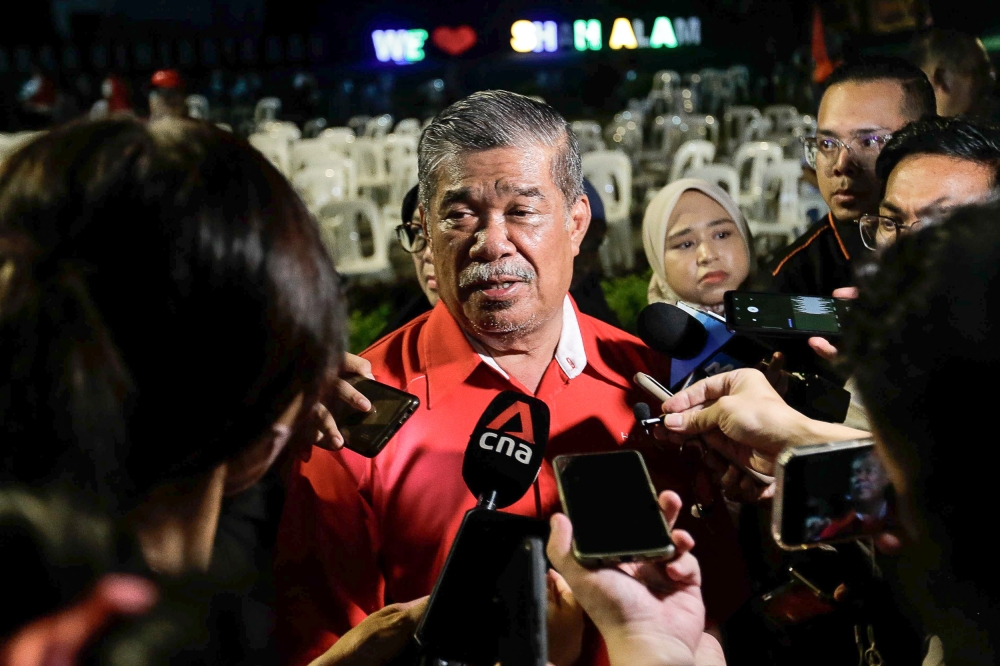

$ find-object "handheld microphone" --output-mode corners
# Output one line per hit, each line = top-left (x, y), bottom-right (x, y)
(637, 302), (708, 359)
(463, 391), (550, 510)
(637, 303), (850, 424)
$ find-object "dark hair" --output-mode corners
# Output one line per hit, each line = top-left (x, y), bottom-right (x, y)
(875, 116), (1000, 186)
(400, 183), (419, 225)
(0, 485), (254, 664)
(845, 204), (1000, 663)
(911, 29), (995, 93)
(418, 90), (583, 212)
(0, 118), (344, 515)
(824, 56), (936, 121)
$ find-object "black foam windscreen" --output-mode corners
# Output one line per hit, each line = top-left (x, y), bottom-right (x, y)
(462, 391), (550, 509)
(636, 302), (709, 360)
(632, 402), (651, 423)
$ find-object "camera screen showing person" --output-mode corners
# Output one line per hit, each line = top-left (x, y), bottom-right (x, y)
(778, 442), (895, 546)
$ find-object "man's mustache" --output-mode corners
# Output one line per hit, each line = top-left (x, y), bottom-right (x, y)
(458, 261), (537, 288)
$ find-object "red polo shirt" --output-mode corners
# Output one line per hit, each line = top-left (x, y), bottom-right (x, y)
(275, 298), (750, 665)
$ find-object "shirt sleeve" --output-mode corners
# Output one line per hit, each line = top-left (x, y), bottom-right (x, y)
(274, 448), (384, 666)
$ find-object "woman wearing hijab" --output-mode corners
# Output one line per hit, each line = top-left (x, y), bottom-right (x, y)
(642, 179), (755, 314)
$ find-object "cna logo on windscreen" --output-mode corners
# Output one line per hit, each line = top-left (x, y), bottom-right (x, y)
(478, 402), (535, 464)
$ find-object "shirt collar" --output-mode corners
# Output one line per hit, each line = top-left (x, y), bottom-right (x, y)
(419, 295), (589, 408)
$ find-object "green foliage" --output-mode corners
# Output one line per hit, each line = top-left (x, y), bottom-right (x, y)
(601, 269), (652, 334)
(349, 302), (392, 353)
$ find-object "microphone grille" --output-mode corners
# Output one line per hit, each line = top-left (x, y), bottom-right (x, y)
(632, 402), (651, 422)
(637, 303), (709, 359)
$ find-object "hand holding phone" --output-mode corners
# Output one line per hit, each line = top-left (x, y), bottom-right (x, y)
(330, 377), (419, 457)
(554, 450), (675, 566)
(546, 489), (712, 664)
(773, 439), (895, 550)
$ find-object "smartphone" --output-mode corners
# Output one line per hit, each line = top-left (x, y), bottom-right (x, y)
(554, 450), (675, 566)
(772, 438), (895, 550)
(724, 291), (852, 338)
(416, 509), (549, 664)
(330, 377), (419, 457)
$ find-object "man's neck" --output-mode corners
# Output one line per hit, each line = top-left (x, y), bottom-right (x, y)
(473, 311), (563, 394)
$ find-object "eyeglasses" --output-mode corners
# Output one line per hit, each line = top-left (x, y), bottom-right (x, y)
(394, 223), (426, 253)
(802, 133), (893, 170)
(858, 214), (927, 251)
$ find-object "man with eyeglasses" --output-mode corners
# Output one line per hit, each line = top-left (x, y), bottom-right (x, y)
(765, 57), (936, 296)
(861, 116), (1000, 252)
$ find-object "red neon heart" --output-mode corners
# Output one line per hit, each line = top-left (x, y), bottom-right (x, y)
(432, 25), (477, 56)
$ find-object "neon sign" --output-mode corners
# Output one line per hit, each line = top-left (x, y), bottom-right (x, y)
(371, 29), (428, 64)
(510, 17), (701, 53)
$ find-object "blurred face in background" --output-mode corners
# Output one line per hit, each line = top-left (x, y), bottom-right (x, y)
(874, 154), (995, 249)
(662, 190), (750, 307)
(816, 80), (913, 222)
(407, 209), (438, 306)
(423, 143), (589, 342)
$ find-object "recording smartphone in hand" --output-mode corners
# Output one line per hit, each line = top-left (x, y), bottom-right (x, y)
(329, 377), (419, 457)
(772, 439), (895, 550)
(724, 291), (852, 338)
(554, 450), (675, 567)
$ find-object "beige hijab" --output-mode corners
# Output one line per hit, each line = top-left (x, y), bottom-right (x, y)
(641, 178), (755, 311)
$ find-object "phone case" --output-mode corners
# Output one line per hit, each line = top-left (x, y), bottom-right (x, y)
(771, 438), (875, 551)
(634, 372), (672, 402)
(553, 451), (676, 567)
(333, 377), (419, 458)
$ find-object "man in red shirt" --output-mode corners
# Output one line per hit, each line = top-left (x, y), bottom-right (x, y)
(275, 91), (749, 665)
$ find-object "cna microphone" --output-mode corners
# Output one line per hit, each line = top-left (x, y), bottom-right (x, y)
(462, 391), (550, 510)
(637, 302), (850, 424)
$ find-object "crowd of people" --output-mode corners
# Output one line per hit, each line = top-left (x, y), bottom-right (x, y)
(0, 24), (999, 666)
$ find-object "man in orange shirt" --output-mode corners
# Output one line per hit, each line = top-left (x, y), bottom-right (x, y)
(275, 91), (749, 665)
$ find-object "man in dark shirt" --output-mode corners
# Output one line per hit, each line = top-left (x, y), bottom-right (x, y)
(764, 57), (936, 296)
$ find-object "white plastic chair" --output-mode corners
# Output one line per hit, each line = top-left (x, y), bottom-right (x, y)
(685, 165), (740, 198)
(185, 95), (209, 120)
(385, 134), (418, 173)
(749, 159), (805, 241)
(350, 138), (389, 192)
(723, 107), (762, 155)
(582, 151), (634, 272)
(669, 140), (716, 182)
(732, 141), (784, 219)
(763, 105), (800, 136)
(571, 120), (606, 154)
(303, 118), (328, 138)
(254, 98), (282, 126)
(290, 138), (341, 173)
(261, 120), (301, 142)
(320, 127), (356, 157)
(292, 167), (350, 213)
(248, 132), (292, 176)
(364, 114), (394, 138)
(394, 118), (421, 136)
(316, 200), (393, 278)
(651, 70), (682, 97)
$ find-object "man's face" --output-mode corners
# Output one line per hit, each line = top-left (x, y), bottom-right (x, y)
(851, 451), (889, 503)
(421, 144), (590, 342)
(816, 80), (914, 221)
(878, 154), (994, 248)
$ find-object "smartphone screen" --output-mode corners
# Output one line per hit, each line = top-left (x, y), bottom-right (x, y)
(726, 292), (850, 336)
(417, 510), (549, 664)
(777, 441), (895, 547)
(555, 451), (674, 563)
(330, 378), (419, 457)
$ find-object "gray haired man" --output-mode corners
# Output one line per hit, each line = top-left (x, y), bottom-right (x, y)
(276, 91), (749, 666)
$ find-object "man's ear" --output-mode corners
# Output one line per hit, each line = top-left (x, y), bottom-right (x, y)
(932, 65), (951, 93)
(419, 204), (432, 250)
(568, 194), (591, 258)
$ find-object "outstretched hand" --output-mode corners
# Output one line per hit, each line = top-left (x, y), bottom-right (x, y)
(547, 490), (708, 666)
(310, 353), (375, 451)
(656, 369), (868, 477)
(808, 287), (858, 361)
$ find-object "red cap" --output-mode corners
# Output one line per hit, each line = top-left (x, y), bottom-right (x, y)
(151, 69), (184, 90)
